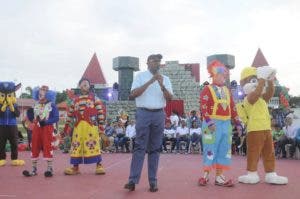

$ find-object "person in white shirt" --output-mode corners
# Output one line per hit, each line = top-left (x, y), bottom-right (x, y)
(279, 113), (299, 158)
(186, 110), (202, 129)
(104, 120), (116, 152)
(189, 121), (203, 153)
(122, 120), (136, 152)
(124, 54), (173, 192)
(162, 120), (176, 152)
(176, 120), (190, 153)
(180, 112), (187, 124)
(170, 110), (179, 128)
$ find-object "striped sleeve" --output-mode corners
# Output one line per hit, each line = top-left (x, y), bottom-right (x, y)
(65, 102), (75, 127)
(95, 97), (105, 133)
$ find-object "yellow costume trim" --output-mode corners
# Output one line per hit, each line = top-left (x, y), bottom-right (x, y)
(208, 85), (231, 120)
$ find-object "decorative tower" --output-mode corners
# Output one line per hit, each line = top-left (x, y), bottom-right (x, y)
(82, 53), (107, 88)
(252, 48), (269, 67)
(113, 56), (139, 100)
(207, 54), (235, 87)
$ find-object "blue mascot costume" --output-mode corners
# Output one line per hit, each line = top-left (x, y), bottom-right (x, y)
(0, 82), (25, 166)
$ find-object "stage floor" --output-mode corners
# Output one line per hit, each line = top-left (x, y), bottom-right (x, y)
(0, 151), (298, 199)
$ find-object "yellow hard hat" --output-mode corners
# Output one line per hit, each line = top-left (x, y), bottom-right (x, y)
(240, 67), (256, 80)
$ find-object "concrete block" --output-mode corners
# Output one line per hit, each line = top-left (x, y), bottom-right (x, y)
(207, 54), (235, 69)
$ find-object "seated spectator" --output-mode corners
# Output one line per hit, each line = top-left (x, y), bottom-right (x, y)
(170, 110), (179, 129)
(114, 121), (126, 152)
(236, 124), (246, 154)
(116, 109), (129, 128)
(271, 108), (286, 128)
(278, 113), (299, 158)
(180, 112), (187, 124)
(122, 120), (136, 153)
(272, 124), (285, 157)
(162, 120), (176, 153)
(187, 110), (202, 129)
(189, 121), (202, 153)
(232, 124), (246, 155)
(104, 120), (116, 152)
(232, 128), (240, 155)
(176, 120), (190, 153)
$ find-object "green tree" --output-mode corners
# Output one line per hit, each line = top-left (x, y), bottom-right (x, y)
(289, 96), (300, 107)
(19, 86), (33, 98)
(56, 90), (67, 104)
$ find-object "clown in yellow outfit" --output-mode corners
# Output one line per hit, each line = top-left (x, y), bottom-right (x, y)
(64, 78), (106, 175)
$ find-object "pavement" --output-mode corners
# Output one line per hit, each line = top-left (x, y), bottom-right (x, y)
(0, 151), (298, 199)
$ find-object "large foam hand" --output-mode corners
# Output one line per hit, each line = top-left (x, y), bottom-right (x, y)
(268, 68), (276, 80)
(1, 102), (7, 112)
(6, 98), (15, 112)
(257, 66), (276, 80)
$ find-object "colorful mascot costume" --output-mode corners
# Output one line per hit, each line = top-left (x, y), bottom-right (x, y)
(198, 61), (240, 187)
(64, 78), (106, 175)
(0, 82), (25, 166)
(23, 85), (59, 177)
(238, 66), (288, 185)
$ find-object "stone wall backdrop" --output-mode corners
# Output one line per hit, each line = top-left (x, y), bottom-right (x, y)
(160, 61), (201, 113)
(106, 60), (201, 120)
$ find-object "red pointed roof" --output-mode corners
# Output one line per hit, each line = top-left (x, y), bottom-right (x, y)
(81, 53), (107, 85)
(251, 48), (269, 68)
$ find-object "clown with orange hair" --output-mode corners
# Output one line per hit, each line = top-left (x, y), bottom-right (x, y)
(198, 60), (240, 187)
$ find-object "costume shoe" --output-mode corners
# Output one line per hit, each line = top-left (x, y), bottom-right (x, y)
(95, 164), (105, 175)
(238, 171), (260, 184)
(215, 175), (234, 187)
(11, 159), (25, 166)
(265, 172), (288, 185)
(0, 160), (6, 166)
(64, 167), (80, 175)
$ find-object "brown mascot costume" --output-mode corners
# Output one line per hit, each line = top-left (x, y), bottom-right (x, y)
(237, 66), (288, 185)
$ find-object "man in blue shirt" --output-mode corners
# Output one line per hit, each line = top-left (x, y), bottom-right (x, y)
(124, 54), (173, 192)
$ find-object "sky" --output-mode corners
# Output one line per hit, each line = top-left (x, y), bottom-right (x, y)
(1, 0), (300, 96)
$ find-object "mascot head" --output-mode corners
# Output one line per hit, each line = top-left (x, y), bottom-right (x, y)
(207, 60), (229, 86)
(0, 82), (21, 105)
(240, 67), (259, 95)
(240, 66), (276, 95)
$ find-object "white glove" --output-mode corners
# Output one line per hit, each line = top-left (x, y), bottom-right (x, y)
(256, 66), (276, 80)
(268, 68), (276, 80)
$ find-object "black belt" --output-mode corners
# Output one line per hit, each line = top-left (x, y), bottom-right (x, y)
(139, 107), (163, 112)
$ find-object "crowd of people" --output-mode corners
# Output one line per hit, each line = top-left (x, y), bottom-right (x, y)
(53, 107), (300, 159)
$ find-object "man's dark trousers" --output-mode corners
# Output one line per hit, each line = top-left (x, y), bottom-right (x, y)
(128, 108), (165, 185)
